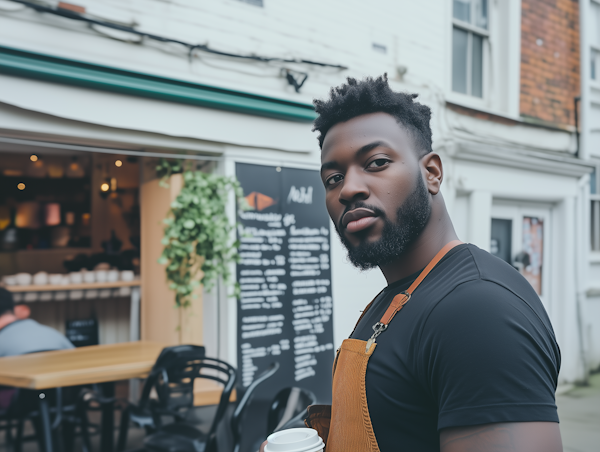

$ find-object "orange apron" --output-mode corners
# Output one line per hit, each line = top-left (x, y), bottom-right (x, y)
(306, 241), (462, 452)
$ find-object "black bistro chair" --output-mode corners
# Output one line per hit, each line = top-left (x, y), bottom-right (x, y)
(119, 345), (237, 452)
(230, 362), (280, 452)
(267, 387), (317, 434)
(117, 345), (207, 450)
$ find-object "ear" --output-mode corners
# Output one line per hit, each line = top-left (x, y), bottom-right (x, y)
(420, 153), (443, 195)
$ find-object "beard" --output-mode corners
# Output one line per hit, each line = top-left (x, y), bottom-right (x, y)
(336, 175), (432, 270)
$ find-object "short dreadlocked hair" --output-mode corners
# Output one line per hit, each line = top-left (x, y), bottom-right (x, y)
(313, 74), (433, 156)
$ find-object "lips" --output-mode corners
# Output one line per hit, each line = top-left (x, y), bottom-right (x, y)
(342, 208), (379, 234)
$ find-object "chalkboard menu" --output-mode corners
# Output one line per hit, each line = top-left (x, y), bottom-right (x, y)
(65, 318), (99, 347)
(236, 163), (334, 403)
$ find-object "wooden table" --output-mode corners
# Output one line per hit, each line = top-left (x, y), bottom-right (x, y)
(0, 341), (236, 452)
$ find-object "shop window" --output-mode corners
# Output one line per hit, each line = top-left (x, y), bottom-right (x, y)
(452, 0), (488, 98)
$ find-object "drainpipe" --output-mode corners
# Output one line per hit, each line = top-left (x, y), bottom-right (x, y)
(575, 174), (590, 384)
(579, 0), (590, 161)
(574, 96), (580, 158)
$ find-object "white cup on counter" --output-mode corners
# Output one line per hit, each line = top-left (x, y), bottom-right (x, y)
(82, 270), (95, 284)
(264, 428), (324, 452)
(69, 290), (84, 300)
(69, 272), (83, 285)
(107, 269), (119, 283)
(49, 274), (64, 285)
(24, 292), (39, 302)
(120, 270), (134, 281)
(95, 270), (108, 283)
(33, 272), (49, 285)
(2, 275), (17, 286)
(16, 273), (32, 286)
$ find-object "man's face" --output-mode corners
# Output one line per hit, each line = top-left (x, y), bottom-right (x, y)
(320, 112), (432, 269)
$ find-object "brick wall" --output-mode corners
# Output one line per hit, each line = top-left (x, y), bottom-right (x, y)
(520, 0), (580, 128)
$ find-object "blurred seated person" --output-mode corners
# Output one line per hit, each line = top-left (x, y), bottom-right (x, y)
(0, 288), (74, 357)
(0, 288), (74, 413)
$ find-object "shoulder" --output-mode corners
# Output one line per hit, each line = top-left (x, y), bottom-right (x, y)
(23, 320), (74, 348)
(417, 276), (560, 383)
(446, 245), (554, 331)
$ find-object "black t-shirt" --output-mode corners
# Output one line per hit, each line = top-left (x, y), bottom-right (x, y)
(350, 244), (560, 452)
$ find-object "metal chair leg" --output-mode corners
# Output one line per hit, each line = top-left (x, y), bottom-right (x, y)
(38, 393), (53, 452)
(117, 405), (131, 452)
(77, 397), (93, 452)
(14, 419), (24, 452)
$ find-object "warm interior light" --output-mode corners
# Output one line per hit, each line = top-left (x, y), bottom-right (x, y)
(115, 159), (123, 167)
(17, 183), (25, 190)
(100, 183), (110, 192)
(70, 162), (80, 171)
(30, 155), (38, 162)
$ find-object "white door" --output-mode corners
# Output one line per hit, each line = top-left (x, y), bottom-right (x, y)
(491, 201), (552, 308)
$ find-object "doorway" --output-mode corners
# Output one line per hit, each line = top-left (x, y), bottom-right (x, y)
(491, 202), (552, 307)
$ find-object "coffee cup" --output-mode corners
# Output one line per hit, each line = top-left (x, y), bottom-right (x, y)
(2, 275), (17, 286)
(120, 270), (134, 281)
(33, 272), (48, 285)
(16, 273), (32, 286)
(95, 270), (108, 283)
(49, 274), (63, 285)
(107, 269), (119, 283)
(69, 272), (83, 284)
(82, 270), (96, 284)
(264, 428), (324, 452)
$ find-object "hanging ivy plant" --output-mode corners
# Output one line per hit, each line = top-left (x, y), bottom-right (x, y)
(157, 159), (245, 308)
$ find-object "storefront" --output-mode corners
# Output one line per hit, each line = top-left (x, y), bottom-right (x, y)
(0, 44), (363, 389)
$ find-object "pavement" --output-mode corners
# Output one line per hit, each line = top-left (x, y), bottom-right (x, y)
(557, 372), (600, 452)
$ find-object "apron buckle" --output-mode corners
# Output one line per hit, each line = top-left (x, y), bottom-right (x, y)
(366, 322), (388, 352)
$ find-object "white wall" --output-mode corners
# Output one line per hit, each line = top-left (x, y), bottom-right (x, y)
(329, 226), (387, 348)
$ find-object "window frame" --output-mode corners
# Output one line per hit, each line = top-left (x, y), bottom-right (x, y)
(446, 0), (522, 119)
(591, 163), (600, 252)
(451, 1), (490, 98)
(591, 46), (600, 87)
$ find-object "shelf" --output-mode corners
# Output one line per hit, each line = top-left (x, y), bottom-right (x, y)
(6, 280), (140, 293)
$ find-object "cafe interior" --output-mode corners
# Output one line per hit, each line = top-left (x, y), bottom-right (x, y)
(0, 145), (307, 451)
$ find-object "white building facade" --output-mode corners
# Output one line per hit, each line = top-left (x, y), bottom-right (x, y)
(0, 0), (597, 384)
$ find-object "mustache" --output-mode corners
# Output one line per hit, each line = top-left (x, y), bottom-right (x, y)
(338, 202), (386, 231)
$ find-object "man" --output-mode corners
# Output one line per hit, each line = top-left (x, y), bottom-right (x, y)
(264, 75), (562, 451)
(0, 287), (74, 417)
(0, 287), (73, 357)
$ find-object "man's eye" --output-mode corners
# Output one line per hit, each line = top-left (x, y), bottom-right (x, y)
(326, 174), (343, 186)
(367, 158), (389, 169)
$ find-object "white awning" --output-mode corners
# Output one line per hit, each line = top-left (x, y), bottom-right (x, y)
(0, 74), (318, 154)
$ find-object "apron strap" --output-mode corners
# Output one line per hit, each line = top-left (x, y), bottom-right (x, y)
(379, 240), (463, 325)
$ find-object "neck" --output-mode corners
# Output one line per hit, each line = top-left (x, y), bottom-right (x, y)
(379, 195), (459, 285)
(0, 313), (18, 331)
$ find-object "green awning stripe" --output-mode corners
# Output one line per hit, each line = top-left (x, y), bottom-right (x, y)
(0, 46), (317, 122)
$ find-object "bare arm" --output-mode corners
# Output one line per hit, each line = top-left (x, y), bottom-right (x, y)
(440, 422), (562, 452)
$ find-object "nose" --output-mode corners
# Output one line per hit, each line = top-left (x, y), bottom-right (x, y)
(338, 167), (369, 205)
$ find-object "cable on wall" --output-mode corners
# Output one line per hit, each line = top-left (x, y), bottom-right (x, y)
(5, 0), (347, 92)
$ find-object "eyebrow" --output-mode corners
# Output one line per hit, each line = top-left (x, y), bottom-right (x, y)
(320, 140), (392, 174)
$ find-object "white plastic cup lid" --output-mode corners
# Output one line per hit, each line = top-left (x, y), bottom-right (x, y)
(264, 428), (324, 452)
